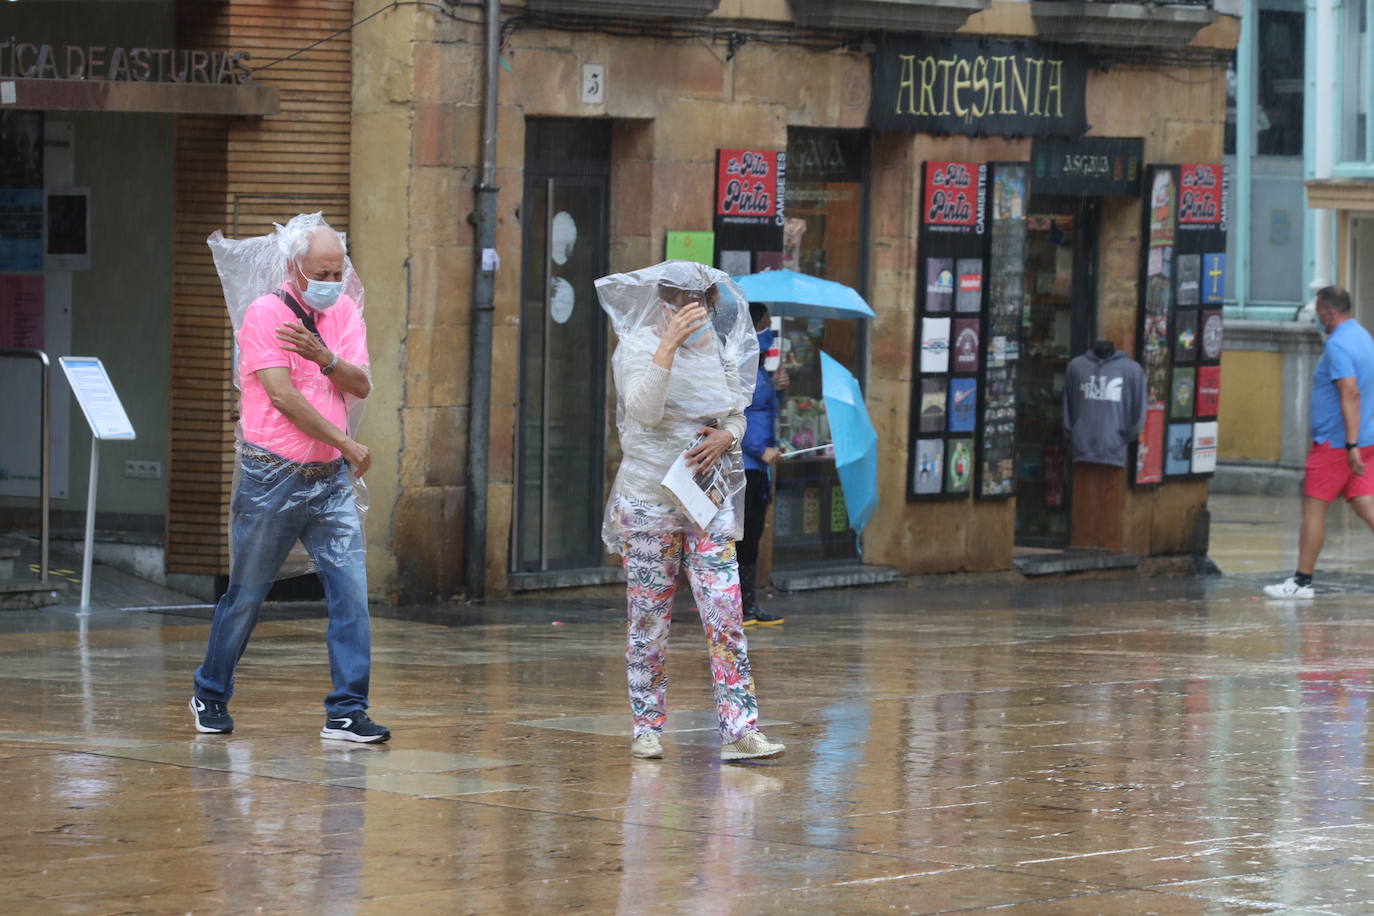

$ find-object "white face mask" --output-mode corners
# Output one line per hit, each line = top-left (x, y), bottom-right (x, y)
(298, 265), (343, 311)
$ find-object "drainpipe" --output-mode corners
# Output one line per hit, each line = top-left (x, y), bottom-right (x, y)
(465, 0), (500, 601)
(1309, 0), (1335, 294)
(1234, 0), (1255, 311)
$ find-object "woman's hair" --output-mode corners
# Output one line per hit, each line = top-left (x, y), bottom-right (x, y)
(658, 279), (720, 308)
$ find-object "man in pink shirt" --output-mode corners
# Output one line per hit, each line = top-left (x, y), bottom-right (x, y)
(191, 218), (388, 743)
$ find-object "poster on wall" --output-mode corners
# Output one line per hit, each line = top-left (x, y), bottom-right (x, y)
(45, 188), (91, 272)
(713, 148), (785, 272)
(1166, 423), (1193, 476)
(0, 111), (45, 272)
(909, 160), (989, 500)
(1136, 406), (1165, 484)
(666, 230), (715, 266)
(1135, 165), (1174, 484)
(1192, 421), (1218, 473)
(1201, 310), (1224, 361)
(0, 275), (43, 349)
(1196, 365), (1221, 416)
(912, 438), (944, 495)
(977, 162), (1027, 499)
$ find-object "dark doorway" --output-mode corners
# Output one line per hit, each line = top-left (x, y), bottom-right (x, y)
(513, 119), (611, 572)
(1014, 196), (1099, 547)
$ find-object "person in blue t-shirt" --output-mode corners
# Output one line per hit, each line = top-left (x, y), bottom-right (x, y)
(736, 303), (788, 626)
(1266, 286), (1374, 598)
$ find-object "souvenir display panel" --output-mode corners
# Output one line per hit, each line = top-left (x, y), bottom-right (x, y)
(1132, 163), (1227, 485)
(908, 161), (990, 500)
(978, 163), (1027, 498)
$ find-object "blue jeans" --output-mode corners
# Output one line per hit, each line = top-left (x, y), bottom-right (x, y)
(193, 452), (372, 717)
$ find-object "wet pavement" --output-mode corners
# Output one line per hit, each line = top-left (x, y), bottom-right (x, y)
(6, 493), (1374, 913)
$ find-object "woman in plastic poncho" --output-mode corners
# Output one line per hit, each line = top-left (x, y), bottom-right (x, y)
(596, 260), (786, 762)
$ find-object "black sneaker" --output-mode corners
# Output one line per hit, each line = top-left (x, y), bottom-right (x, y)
(320, 710), (391, 743)
(189, 696), (233, 734)
(742, 609), (785, 627)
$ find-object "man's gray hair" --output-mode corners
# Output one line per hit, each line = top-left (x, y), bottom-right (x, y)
(274, 211), (347, 264)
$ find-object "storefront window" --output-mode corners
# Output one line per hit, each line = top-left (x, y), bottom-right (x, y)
(1342, 0), (1370, 164)
(772, 128), (868, 565)
(1257, 9), (1304, 157)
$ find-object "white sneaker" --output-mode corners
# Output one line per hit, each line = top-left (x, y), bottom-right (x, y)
(721, 730), (785, 761)
(1263, 577), (1315, 599)
(630, 733), (662, 759)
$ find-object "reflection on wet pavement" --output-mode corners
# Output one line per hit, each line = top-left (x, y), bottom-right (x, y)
(7, 495), (1374, 911)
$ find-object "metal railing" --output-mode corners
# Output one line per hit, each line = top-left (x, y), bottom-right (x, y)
(0, 347), (49, 585)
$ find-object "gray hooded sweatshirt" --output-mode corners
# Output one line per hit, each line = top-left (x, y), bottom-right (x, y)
(1063, 349), (1147, 467)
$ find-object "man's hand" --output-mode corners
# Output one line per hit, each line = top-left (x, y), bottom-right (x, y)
(761, 446), (782, 465)
(1350, 446), (1367, 477)
(275, 321), (331, 366)
(341, 438), (372, 478)
(686, 426), (734, 474)
(773, 367), (790, 391)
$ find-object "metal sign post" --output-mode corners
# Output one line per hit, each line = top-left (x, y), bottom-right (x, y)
(58, 357), (136, 609)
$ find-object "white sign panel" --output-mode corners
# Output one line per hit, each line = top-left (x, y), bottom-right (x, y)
(59, 356), (135, 440)
(581, 63), (605, 105)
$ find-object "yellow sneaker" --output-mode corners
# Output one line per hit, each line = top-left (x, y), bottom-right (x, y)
(721, 730), (785, 761)
(630, 732), (663, 759)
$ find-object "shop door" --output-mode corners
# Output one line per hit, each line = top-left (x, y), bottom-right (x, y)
(513, 120), (610, 572)
(1014, 197), (1099, 547)
(772, 128), (869, 567)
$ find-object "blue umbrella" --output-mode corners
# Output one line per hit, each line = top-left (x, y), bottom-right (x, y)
(819, 350), (879, 534)
(733, 269), (876, 320)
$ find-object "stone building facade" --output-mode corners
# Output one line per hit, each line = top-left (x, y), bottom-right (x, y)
(345, 0), (1239, 600)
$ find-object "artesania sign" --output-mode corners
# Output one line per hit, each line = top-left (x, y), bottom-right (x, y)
(716, 150), (785, 225)
(0, 41), (254, 84)
(923, 161), (986, 233)
(872, 38), (1089, 139)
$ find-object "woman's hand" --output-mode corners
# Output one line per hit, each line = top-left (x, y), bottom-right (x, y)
(663, 302), (707, 349)
(686, 425), (735, 474)
(653, 301), (709, 370)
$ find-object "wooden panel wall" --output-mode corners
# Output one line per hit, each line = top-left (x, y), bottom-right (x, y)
(166, 0), (354, 576)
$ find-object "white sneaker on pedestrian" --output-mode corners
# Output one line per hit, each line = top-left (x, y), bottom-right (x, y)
(721, 730), (785, 761)
(1263, 577), (1315, 599)
(631, 733), (662, 759)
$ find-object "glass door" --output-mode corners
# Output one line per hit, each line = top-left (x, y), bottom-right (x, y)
(773, 128), (869, 566)
(1014, 197), (1098, 547)
(514, 120), (610, 572)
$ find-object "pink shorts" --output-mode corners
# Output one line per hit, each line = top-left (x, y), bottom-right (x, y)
(1304, 442), (1374, 502)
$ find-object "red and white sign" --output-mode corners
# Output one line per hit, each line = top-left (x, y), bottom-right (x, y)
(924, 161), (981, 227)
(1178, 164), (1223, 225)
(1195, 365), (1220, 416)
(1136, 406), (1165, 485)
(716, 149), (781, 223)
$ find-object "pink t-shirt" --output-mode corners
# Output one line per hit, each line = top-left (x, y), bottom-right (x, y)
(237, 289), (369, 464)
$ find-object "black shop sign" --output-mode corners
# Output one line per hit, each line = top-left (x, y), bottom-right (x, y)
(1031, 137), (1143, 197)
(872, 38), (1090, 139)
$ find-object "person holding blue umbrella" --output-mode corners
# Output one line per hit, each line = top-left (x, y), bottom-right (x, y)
(737, 302), (787, 626)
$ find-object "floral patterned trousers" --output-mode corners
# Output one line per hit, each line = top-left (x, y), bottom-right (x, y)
(614, 494), (759, 743)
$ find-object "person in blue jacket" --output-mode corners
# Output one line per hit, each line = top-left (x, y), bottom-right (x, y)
(737, 303), (787, 626)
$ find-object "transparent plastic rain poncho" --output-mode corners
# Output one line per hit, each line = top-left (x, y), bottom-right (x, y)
(206, 213), (370, 579)
(597, 260), (759, 553)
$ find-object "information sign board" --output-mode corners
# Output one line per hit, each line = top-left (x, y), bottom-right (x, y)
(59, 356), (135, 440)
